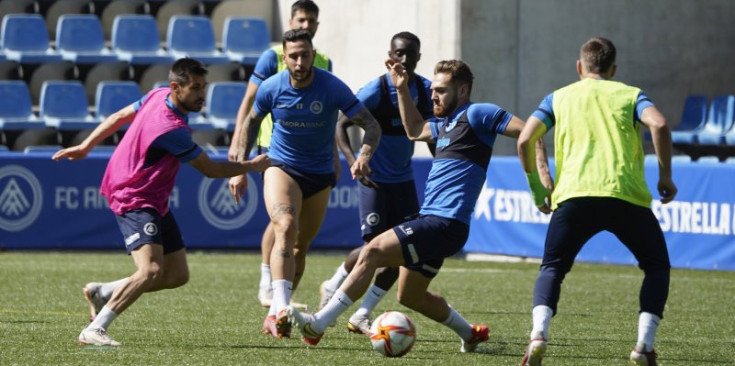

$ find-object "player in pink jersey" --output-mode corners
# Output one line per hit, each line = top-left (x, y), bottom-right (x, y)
(53, 58), (270, 346)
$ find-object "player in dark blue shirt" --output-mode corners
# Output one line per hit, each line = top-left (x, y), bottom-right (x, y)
(317, 32), (433, 335)
(229, 29), (381, 339)
(288, 59), (551, 352)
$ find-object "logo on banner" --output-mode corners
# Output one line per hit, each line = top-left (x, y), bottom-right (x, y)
(0, 165), (43, 232)
(198, 174), (258, 230)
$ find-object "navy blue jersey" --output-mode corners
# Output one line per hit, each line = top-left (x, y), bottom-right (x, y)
(254, 68), (364, 174)
(420, 102), (511, 224)
(356, 73), (432, 183)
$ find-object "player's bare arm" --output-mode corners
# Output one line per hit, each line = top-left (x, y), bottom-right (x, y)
(52, 104), (136, 161)
(336, 112), (357, 166)
(640, 106), (677, 203)
(505, 116), (554, 191)
(346, 107), (382, 183)
(229, 109), (266, 202)
(517, 116), (552, 213)
(189, 151), (270, 178)
(386, 60), (432, 142)
(229, 81), (260, 162)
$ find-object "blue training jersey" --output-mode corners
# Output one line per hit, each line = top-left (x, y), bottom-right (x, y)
(420, 102), (511, 224)
(356, 73), (432, 183)
(254, 67), (364, 174)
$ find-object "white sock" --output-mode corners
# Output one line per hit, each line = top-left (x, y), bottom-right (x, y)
(636, 312), (661, 352)
(259, 263), (271, 289)
(268, 301), (276, 316)
(352, 285), (387, 319)
(442, 305), (472, 341)
(271, 279), (292, 315)
(315, 289), (353, 332)
(87, 306), (117, 331)
(531, 305), (553, 340)
(99, 278), (129, 300)
(324, 263), (349, 290)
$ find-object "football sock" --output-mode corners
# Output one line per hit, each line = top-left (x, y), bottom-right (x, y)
(352, 284), (386, 318)
(87, 306), (117, 331)
(271, 279), (292, 315)
(99, 278), (129, 300)
(315, 289), (353, 332)
(259, 263), (271, 289)
(324, 263), (349, 291)
(531, 305), (553, 340)
(442, 305), (472, 341)
(636, 312), (660, 352)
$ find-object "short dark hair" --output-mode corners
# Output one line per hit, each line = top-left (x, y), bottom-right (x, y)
(169, 58), (207, 86)
(282, 29), (313, 49)
(580, 37), (616, 74)
(291, 0), (319, 17)
(391, 31), (421, 49)
(434, 60), (474, 94)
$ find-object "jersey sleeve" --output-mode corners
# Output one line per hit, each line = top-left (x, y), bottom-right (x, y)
(355, 78), (382, 111)
(330, 76), (363, 118)
(252, 78), (275, 117)
(634, 91), (655, 122)
(150, 128), (203, 162)
(248, 49), (278, 86)
(530, 93), (555, 130)
(428, 118), (440, 141)
(468, 103), (512, 135)
(132, 92), (150, 112)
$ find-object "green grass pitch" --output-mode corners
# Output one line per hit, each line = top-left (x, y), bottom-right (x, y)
(1, 251), (733, 365)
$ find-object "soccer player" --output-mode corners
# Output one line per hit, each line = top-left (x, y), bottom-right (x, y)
(288, 59), (551, 352)
(229, 29), (381, 339)
(517, 37), (676, 366)
(317, 31), (432, 335)
(227, 0), (333, 308)
(53, 58), (271, 346)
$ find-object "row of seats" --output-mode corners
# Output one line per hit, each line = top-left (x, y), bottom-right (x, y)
(0, 79), (245, 150)
(0, 13), (270, 65)
(666, 94), (735, 160)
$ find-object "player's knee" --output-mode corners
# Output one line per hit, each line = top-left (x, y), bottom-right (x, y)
(136, 263), (163, 284)
(360, 243), (383, 267)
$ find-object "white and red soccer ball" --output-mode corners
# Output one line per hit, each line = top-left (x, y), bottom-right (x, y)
(369, 311), (416, 357)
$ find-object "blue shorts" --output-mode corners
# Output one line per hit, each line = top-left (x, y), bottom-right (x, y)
(392, 214), (469, 278)
(359, 180), (419, 241)
(269, 159), (336, 199)
(115, 208), (185, 255)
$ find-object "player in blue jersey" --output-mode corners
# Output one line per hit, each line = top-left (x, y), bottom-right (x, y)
(317, 31), (433, 335)
(229, 29), (381, 339)
(288, 59), (551, 352)
(518, 37), (676, 366)
(228, 0), (333, 309)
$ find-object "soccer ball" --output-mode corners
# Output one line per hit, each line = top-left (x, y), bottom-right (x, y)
(369, 311), (416, 357)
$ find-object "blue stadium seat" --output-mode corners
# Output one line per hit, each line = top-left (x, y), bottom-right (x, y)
(166, 16), (229, 65)
(696, 95), (735, 146)
(56, 14), (118, 64)
(670, 95), (708, 145)
(95, 81), (142, 121)
(0, 14), (62, 64)
(0, 80), (44, 130)
(222, 17), (270, 65)
(206, 82), (246, 131)
(111, 15), (174, 65)
(39, 81), (96, 130)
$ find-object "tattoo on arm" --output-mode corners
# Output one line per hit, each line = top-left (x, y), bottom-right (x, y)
(350, 108), (381, 152)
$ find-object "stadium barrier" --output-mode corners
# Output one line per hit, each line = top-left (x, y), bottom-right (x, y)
(0, 152), (732, 271)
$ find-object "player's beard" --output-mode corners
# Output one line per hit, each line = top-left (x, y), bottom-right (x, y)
(291, 65), (313, 82)
(180, 97), (204, 113)
(433, 97), (457, 118)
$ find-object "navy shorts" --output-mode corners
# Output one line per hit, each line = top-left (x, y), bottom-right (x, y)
(392, 214), (469, 278)
(115, 208), (185, 255)
(268, 159), (336, 199)
(359, 180), (419, 241)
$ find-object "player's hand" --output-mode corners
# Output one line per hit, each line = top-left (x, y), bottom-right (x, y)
(385, 59), (408, 90)
(227, 144), (240, 162)
(246, 154), (271, 172)
(658, 176), (677, 204)
(52, 145), (88, 161)
(350, 154), (374, 186)
(229, 174), (248, 204)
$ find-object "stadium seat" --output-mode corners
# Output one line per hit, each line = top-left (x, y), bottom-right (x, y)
(166, 16), (229, 65)
(29, 61), (78, 105)
(155, 0), (204, 41)
(0, 80), (40, 128)
(210, 0), (273, 45)
(95, 81), (142, 121)
(56, 14), (118, 64)
(0, 0), (38, 25)
(222, 17), (270, 65)
(45, 0), (94, 41)
(695, 156), (721, 164)
(83, 61), (134, 105)
(100, 0), (149, 40)
(23, 145), (64, 154)
(696, 95), (735, 146)
(138, 63), (172, 92)
(0, 60), (23, 80)
(111, 15), (174, 64)
(671, 155), (692, 163)
(206, 82), (246, 131)
(670, 95), (708, 145)
(0, 14), (63, 63)
(39, 80), (96, 130)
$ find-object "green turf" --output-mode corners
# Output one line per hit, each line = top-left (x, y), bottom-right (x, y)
(0, 251), (733, 365)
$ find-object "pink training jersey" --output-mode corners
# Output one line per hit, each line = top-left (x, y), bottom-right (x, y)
(100, 88), (192, 216)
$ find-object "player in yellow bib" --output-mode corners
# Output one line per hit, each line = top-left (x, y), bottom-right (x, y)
(517, 37), (677, 366)
(228, 0), (333, 309)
